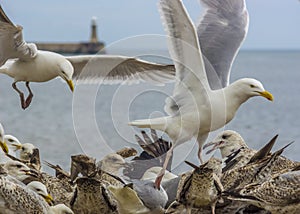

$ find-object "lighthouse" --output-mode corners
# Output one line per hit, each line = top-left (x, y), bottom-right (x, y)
(90, 16), (99, 43)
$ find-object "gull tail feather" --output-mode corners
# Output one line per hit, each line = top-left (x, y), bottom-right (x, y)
(129, 117), (169, 131)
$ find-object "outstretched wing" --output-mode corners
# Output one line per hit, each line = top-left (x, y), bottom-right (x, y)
(159, 0), (210, 116)
(0, 5), (37, 66)
(198, 0), (249, 89)
(66, 55), (175, 85)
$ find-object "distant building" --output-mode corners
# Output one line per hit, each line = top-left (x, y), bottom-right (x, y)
(35, 17), (105, 54)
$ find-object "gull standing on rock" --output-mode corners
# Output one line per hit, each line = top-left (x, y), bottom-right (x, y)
(0, 5), (175, 109)
(129, 0), (273, 189)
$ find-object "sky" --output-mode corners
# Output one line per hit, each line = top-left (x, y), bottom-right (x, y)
(1, 0), (300, 50)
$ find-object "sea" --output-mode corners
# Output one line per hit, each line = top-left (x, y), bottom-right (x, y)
(0, 49), (299, 174)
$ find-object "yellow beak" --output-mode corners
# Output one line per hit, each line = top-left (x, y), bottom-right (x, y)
(0, 141), (9, 154)
(258, 90), (274, 101)
(43, 194), (54, 205)
(11, 143), (22, 151)
(66, 79), (74, 92)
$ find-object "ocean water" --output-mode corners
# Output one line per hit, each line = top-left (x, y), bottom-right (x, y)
(0, 50), (299, 174)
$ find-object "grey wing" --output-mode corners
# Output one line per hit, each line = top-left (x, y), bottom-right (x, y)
(0, 5), (37, 66)
(133, 179), (168, 209)
(198, 0), (249, 89)
(66, 55), (175, 85)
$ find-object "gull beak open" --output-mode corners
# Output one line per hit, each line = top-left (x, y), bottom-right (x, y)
(66, 79), (74, 92)
(0, 141), (9, 154)
(258, 90), (273, 101)
(43, 194), (54, 205)
(203, 141), (223, 155)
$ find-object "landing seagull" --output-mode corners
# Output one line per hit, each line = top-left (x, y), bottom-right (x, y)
(129, 0), (273, 189)
(0, 5), (175, 109)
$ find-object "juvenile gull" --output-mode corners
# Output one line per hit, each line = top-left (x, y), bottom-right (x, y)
(3, 135), (41, 170)
(70, 177), (117, 214)
(227, 169), (300, 214)
(0, 5), (175, 109)
(205, 131), (299, 174)
(166, 158), (223, 214)
(204, 130), (277, 170)
(3, 160), (39, 183)
(129, 0), (273, 188)
(0, 170), (52, 214)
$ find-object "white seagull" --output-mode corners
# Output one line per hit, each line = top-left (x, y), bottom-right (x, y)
(0, 5), (175, 109)
(129, 0), (273, 189)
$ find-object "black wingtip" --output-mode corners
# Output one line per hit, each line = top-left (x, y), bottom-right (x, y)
(249, 134), (278, 163)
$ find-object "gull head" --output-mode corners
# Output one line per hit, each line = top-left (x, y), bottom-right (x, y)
(57, 59), (74, 92)
(236, 78), (273, 101)
(97, 153), (125, 175)
(12, 142), (35, 161)
(203, 130), (248, 158)
(0, 123), (8, 154)
(27, 181), (54, 205)
(4, 134), (22, 154)
(4, 160), (39, 181)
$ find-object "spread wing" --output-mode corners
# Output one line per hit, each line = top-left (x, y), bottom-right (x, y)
(198, 0), (249, 89)
(159, 0), (210, 116)
(0, 5), (37, 66)
(66, 55), (175, 85)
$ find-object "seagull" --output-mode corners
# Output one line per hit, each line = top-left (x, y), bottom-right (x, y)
(222, 142), (294, 192)
(169, 158), (223, 214)
(129, 0), (273, 188)
(3, 160), (39, 183)
(108, 179), (168, 214)
(0, 5), (175, 109)
(70, 177), (118, 214)
(226, 169), (300, 214)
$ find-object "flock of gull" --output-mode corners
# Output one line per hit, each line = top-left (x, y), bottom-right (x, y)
(0, 124), (299, 214)
(0, 0), (299, 213)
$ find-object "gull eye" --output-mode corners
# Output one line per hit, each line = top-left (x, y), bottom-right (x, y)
(16, 164), (22, 168)
(250, 84), (255, 88)
(221, 134), (229, 139)
(8, 139), (14, 143)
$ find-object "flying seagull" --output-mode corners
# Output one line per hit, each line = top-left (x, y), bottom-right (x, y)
(0, 5), (175, 109)
(129, 0), (273, 189)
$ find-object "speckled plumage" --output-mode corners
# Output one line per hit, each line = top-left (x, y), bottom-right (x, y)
(171, 158), (223, 214)
(40, 172), (74, 207)
(229, 170), (300, 214)
(0, 173), (48, 213)
(70, 177), (117, 214)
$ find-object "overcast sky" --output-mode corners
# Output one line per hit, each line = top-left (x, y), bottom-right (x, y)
(1, 0), (300, 50)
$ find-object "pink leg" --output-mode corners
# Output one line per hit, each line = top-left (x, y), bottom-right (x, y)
(12, 82), (26, 110)
(198, 146), (204, 164)
(197, 134), (208, 164)
(24, 82), (33, 108)
(155, 146), (174, 189)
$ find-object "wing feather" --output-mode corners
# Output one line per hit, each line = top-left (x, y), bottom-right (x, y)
(159, 0), (210, 116)
(66, 55), (175, 85)
(0, 6), (37, 66)
(198, 0), (249, 89)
